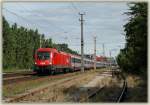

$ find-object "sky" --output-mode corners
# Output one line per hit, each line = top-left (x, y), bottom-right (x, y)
(2, 2), (129, 57)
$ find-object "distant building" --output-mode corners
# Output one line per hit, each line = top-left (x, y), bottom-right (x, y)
(96, 56), (107, 62)
(106, 57), (117, 65)
(84, 54), (93, 59)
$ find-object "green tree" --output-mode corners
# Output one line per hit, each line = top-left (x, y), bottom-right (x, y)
(117, 3), (147, 75)
(3, 17), (79, 71)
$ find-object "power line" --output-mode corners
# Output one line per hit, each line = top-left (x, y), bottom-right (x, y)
(71, 2), (80, 13)
(18, 4), (65, 32)
(3, 8), (51, 48)
(3, 7), (69, 36)
(3, 8), (73, 46)
(3, 8), (41, 29)
(67, 42), (125, 46)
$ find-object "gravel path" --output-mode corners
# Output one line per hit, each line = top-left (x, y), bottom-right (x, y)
(82, 72), (112, 88)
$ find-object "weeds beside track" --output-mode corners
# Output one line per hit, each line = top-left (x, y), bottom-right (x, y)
(3, 69), (103, 103)
(88, 70), (128, 102)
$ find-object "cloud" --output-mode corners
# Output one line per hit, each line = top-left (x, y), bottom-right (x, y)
(3, 2), (129, 57)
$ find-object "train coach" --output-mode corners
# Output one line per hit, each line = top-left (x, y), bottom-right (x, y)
(33, 48), (108, 74)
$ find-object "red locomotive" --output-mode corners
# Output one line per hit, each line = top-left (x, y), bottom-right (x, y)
(34, 48), (106, 74)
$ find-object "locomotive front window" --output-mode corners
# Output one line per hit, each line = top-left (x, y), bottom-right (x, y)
(37, 52), (50, 60)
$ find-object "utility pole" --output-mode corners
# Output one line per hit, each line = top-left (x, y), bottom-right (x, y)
(94, 36), (96, 70)
(102, 43), (105, 57)
(109, 50), (113, 77)
(109, 50), (111, 58)
(79, 12), (85, 72)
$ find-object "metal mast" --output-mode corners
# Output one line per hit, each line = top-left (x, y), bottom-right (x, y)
(79, 12), (85, 72)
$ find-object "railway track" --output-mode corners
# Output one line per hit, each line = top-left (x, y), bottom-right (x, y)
(3, 71), (81, 85)
(3, 75), (38, 85)
(74, 71), (112, 102)
(87, 81), (127, 102)
(3, 71), (34, 78)
(116, 72), (127, 102)
(4, 69), (126, 103)
(86, 70), (127, 102)
(3, 69), (99, 86)
(80, 86), (105, 102)
(4, 71), (91, 103)
(3, 72), (37, 85)
(116, 80), (127, 102)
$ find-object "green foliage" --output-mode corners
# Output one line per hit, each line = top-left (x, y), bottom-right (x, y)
(3, 17), (78, 71)
(117, 3), (147, 75)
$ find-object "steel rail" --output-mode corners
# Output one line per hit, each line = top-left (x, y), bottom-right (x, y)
(116, 79), (127, 102)
(4, 76), (78, 103)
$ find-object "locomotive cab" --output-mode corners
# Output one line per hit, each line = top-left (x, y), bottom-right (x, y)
(35, 51), (52, 66)
(34, 48), (53, 73)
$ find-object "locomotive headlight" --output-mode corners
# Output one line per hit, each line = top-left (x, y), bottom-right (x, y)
(35, 62), (37, 64)
(41, 62), (45, 64)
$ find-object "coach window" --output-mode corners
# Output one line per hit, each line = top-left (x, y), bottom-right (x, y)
(74, 58), (77, 63)
(79, 59), (80, 63)
(71, 58), (74, 63)
(79, 59), (81, 63)
(76, 58), (78, 63)
(77, 59), (79, 63)
(77, 59), (80, 63)
(75, 58), (78, 63)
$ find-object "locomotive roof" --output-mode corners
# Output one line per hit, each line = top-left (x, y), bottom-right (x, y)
(37, 48), (58, 52)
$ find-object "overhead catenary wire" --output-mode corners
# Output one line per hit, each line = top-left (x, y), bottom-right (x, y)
(71, 2), (80, 13)
(3, 8), (39, 28)
(3, 4), (125, 57)
(3, 8), (66, 34)
(3, 7), (75, 47)
(3, 8), (55, 48)
(4, 19), (24, 28)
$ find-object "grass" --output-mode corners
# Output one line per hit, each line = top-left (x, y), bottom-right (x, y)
(3, 67), (32, 73)
(5, 68), (105, 102)
(124, 74), (148, 102)
(3, 77), (58, 98)
(88, 76), (122, 102)
(3, 68), (105, 100)
(3, 71), (79, 98)
(89, 73), (148, 102)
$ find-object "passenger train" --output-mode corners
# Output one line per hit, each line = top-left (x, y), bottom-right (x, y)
(33, 48), (109, 74)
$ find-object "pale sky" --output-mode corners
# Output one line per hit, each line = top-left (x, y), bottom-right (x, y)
(2, 2), (129, 57)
